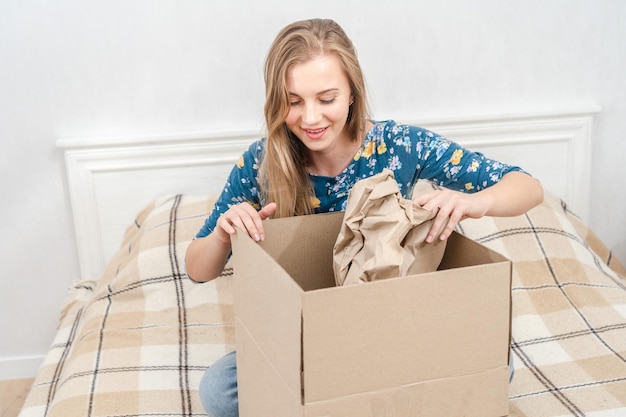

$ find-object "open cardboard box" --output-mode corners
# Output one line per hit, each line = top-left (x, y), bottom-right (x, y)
(232, 211), (512, 417)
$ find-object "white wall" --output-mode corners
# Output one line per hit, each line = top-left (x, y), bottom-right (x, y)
(1, 0), (625, 379)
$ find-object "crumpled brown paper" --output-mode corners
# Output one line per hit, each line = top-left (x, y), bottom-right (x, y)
(333, 170), (447, 286)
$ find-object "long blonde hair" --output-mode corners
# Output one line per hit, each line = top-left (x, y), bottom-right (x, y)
(260, 18), (369, 218)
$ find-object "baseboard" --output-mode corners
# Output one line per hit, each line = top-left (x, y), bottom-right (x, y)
(0, 355), (44, 380)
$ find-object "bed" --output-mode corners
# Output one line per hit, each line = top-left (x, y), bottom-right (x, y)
(18, 107), (626, 417)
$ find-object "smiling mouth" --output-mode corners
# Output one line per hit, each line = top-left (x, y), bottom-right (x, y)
(303, 127), (327, 134)
(302, 127), (328, 140)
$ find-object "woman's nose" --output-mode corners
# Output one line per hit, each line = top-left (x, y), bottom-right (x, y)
(302, 102), (321, 125)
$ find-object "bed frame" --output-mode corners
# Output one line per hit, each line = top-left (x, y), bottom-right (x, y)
(57, 105), (600, 281)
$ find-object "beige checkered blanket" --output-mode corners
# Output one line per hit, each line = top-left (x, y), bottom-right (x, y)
(19, 192), (626, 417)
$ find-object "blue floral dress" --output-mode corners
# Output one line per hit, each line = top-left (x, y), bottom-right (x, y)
(195, 120), (525, 238)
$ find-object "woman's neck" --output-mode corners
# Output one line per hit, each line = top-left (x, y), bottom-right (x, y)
(306, 120), (372, 177)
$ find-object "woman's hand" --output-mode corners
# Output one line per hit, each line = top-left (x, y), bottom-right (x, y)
(185, 202), (278, 283)
(413, 189), (489, 243)
(215, 202), (277, 243)
(413, 172), (544, 243)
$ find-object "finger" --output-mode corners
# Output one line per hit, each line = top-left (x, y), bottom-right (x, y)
(259, 202), (277, 220)
(255, 203), (277, 241)
(231, 204), (266, 242)
(438, 216), (458, 241)
(412, 191), (440, 208)
(251, 203), (277, 240)
(217, 215), (236, 235)
(425, 209), (449, 243)
(240, 214), (264, 242)
(439, 208), (465, 241)
(220, 204), (262, 241)
(214, 217), (237, 243)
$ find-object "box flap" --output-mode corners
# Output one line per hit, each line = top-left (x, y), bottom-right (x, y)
(232, 230), (305, 402)
(259, 212), (344, 291)
(236, 316), (304, 417)
(439, 231), (509, 269)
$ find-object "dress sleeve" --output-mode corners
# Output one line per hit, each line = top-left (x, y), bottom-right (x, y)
(391, 124), (526, 193)
(194, 140), (265, 238)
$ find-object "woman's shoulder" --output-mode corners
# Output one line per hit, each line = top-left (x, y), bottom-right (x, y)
(241, 137), (267, 160)
(246, 137), (266, 152)
(231, 137), (266, 175)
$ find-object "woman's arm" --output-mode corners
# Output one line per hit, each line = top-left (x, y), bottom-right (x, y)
(414, 171), (544, 243)
(474, 171), (544, 217)
(185, 232), (233, 283)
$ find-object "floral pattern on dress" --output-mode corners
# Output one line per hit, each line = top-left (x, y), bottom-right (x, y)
(194, 120), (526, 238)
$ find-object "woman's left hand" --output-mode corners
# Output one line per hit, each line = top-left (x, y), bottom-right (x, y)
(413, 189), (490, 243)
(413, 172), (544, 243)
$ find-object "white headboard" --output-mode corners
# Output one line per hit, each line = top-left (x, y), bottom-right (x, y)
(58, 105), (600, 281)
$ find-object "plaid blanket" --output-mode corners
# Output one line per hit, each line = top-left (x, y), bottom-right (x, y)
(459, 194), (626, 416)
(19, 192), (626, 417)
(19, 194), (236, 417)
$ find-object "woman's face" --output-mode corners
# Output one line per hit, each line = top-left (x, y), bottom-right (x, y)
(284, 54), (353, 155)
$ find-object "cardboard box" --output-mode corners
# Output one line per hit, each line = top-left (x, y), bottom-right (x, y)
(232, 211), (512, 417)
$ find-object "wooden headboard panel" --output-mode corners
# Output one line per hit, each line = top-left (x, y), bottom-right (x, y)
(58, 106), (600, 281)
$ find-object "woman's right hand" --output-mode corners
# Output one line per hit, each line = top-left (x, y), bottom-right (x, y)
(185, 202), (278, 283)
(214, 202), (278, 243)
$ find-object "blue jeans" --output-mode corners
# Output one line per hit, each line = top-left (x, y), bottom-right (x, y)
(199, 351), (239, 417)
(199, 349), (515, 417)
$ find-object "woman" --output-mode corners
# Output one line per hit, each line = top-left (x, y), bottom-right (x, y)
(186, 18), (543, 417)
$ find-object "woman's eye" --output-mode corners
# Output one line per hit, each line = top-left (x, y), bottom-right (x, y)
(290, 100), (301, 106)
(320, 98), (335, 104)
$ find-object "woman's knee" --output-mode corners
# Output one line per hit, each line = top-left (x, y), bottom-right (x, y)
(199, 351), (239, 417)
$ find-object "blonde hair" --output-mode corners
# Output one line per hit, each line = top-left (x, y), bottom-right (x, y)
(260, 18), (369, 218)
